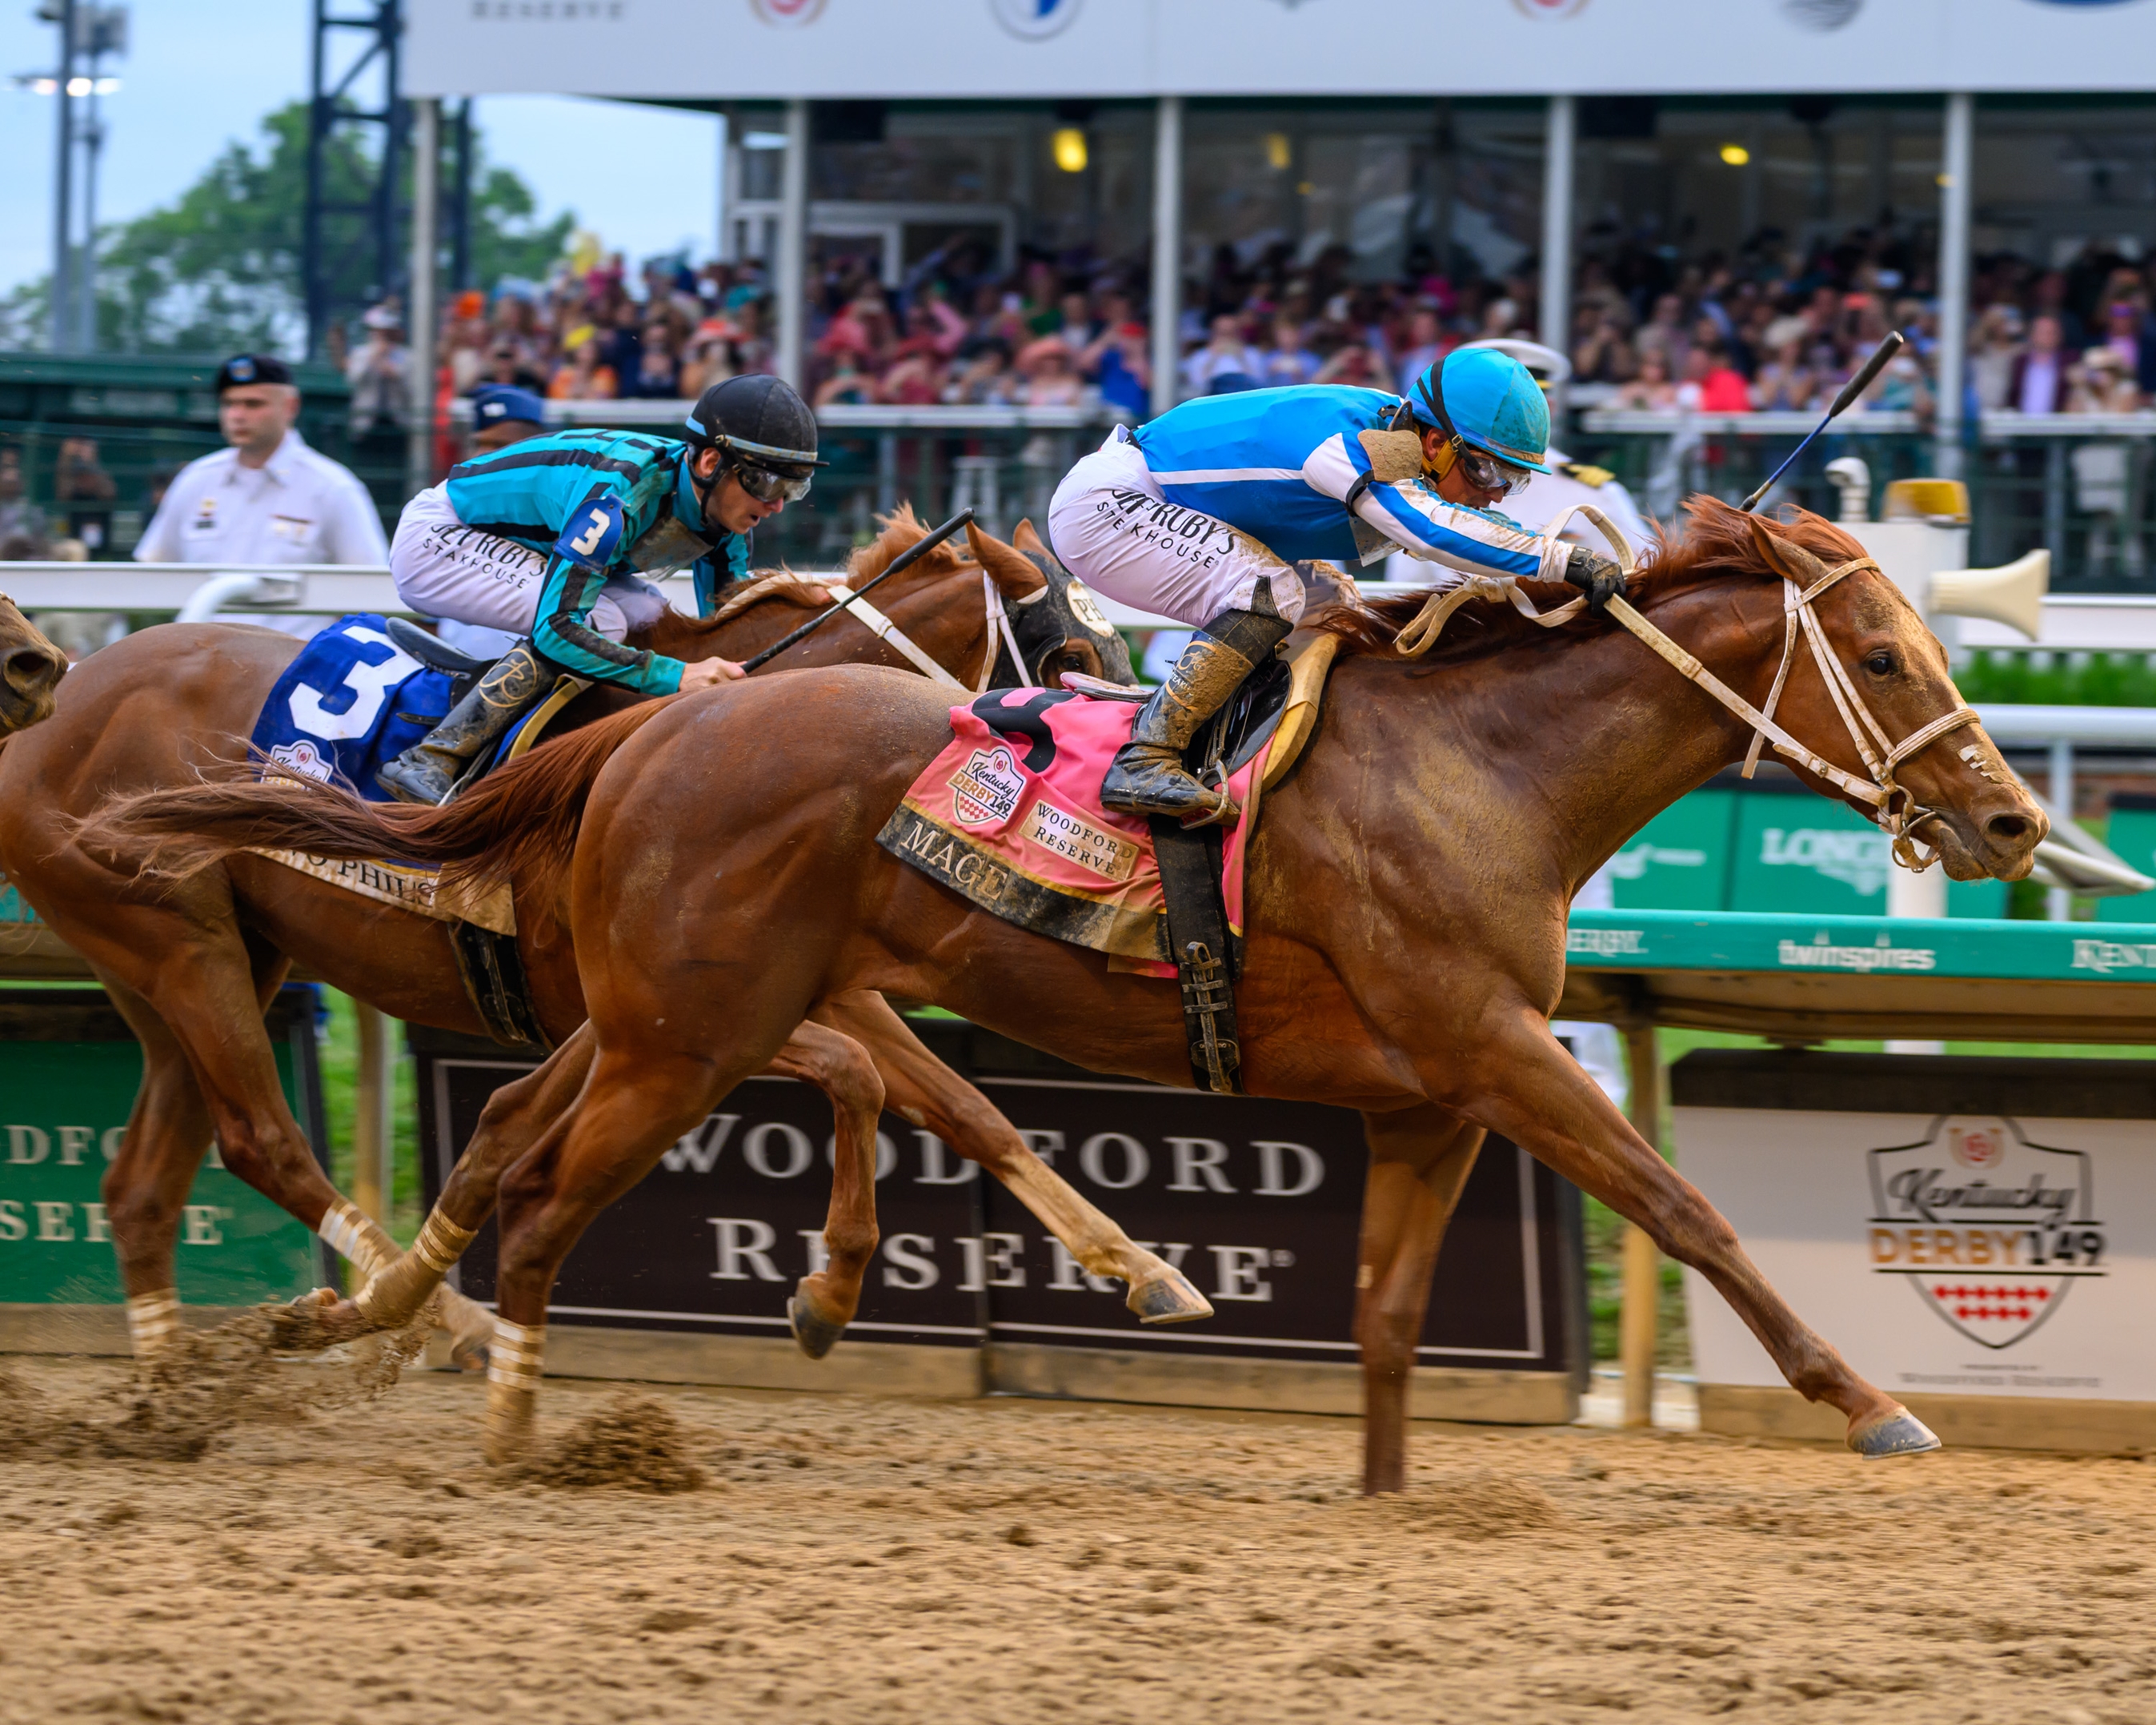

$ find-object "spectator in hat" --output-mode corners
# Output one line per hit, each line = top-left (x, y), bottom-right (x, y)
(134, 355), (389, 640)
(346, 304), (411, 443)
(468, 384), (549, 453)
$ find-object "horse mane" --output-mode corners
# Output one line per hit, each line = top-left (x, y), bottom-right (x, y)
(845, 503), (981, 585)
(1307, 497), (1869, 665)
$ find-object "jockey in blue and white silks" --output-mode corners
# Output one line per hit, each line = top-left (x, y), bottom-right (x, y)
(1047, 345), (1627, 824)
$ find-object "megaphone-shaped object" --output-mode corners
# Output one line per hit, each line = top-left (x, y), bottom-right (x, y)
(1929, 548), (2049, 642)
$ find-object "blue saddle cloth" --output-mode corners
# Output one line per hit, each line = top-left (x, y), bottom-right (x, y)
(249, 615), (457, 803)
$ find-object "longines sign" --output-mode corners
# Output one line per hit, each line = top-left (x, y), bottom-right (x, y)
(410, 0), (2156, 100)
(1674, 1051), (2156, 1405)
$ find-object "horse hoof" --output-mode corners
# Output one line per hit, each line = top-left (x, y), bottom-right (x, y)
(1849, 1408), (1942, 1459)
(1127, 1268), (1214, 1326)
(447, 1336), (491, 1374)
(294, 1286), (339, 1309)
(787, 1288), (848, 1360)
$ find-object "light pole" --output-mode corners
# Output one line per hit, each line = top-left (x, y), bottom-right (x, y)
(75, 6), (127, 351)
(46, 0), (75, 352)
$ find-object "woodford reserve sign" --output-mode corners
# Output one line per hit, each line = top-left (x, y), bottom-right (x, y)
(411, 1016), (1587, 1417)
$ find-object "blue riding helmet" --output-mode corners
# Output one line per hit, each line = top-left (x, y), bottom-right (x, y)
(1408, 346), (1553, 475)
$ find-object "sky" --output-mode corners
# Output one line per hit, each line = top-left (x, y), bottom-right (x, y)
(0, 0), (719, 301)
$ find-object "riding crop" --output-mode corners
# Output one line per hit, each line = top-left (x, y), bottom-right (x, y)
(738, 507), (976, 673)
(1737, 331), (1906, 514)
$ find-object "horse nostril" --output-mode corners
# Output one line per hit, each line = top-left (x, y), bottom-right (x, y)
(1985, 812), (2035, 849)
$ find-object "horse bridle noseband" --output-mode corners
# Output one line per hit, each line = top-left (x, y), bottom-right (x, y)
(1393, 503), (1982, 873)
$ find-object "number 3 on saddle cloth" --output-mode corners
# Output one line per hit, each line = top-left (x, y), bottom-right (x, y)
(243, 613), (558, 1050)
(876, 678), (1292, 1094)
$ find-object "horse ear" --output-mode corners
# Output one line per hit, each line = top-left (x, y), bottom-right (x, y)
(1012, 518), (1051, 560)
(1746, 515), (1828, 587)
(966, 521), (1048, 600)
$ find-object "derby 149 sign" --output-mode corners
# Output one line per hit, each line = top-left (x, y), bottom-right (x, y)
(1675, 1052), (2154, 1405)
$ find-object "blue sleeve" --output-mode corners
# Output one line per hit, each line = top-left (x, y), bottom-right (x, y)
(694, 532), (751, 619)
(1357, 479), (1561, 582)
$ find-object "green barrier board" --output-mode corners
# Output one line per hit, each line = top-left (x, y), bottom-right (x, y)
(0, 988), (328, 1304)
(1611, 784), (2006, 918)
(1565, 909), (2156, 982)
(2097, 800), (2156, 925)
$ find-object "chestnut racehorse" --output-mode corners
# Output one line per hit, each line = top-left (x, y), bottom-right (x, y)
(90, 502), (2048, 1485)
(7, 515), (1206, 1369)
(0, 593), (67, 736)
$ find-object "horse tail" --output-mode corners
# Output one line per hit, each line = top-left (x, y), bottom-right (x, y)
(77, 700), (671, 917)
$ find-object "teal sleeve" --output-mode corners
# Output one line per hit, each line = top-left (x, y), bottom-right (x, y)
(531, 552), (686, 695)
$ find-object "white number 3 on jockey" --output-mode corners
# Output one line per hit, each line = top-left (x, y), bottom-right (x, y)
(570, 507), (609, 558)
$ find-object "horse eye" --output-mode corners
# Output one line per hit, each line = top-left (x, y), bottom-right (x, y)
(1864, 652), (1894, 676)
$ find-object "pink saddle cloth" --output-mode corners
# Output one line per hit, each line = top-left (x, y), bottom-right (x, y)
(876, 688), (1264, 974)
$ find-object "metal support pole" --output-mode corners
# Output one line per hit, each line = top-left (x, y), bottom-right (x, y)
(351, 1001), (394, 1239)
(717, 110), (738, 264)
(2049, 736), (2074, 923)
(406, 95), (440, 503)
(1540, 94), (1576, 423)
(50, 0), (77, 354)
(775, 98), (809, 391)
(1149, 94), (1184, 419)
(1618, 1021), (1662, 1428)
(450, 98), (474, 292)
(1934, 93), (1974, 481)
(78, 59), (102, 351)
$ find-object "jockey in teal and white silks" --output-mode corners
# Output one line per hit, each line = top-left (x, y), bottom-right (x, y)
(376, 376), (822, 804)
(1046, 345), (1627, 824)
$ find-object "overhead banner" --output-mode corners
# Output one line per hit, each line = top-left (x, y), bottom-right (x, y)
(1675, 1050), (2156, 1407)
(413, 0), (2156, 100)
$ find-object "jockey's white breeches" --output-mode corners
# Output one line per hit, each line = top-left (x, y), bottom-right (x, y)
(1047, 428), (1306, 631)
(390, 483), (636, 656)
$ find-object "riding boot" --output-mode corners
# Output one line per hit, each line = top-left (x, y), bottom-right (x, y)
(376, 640), (549, 805)
(1100, 601), (1292, 824)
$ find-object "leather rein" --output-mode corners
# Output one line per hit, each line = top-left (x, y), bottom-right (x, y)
(1392, 503), (1982, 873)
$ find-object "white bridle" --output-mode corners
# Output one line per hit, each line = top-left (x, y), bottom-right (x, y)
(1392, 503), (1982, 873)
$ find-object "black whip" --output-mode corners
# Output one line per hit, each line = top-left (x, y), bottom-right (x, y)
(1739, 331), (1906, 514)
(737, 507), (976, 674)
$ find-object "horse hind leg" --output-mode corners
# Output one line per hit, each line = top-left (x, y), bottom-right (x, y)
(764, 1022), (885, 1358)
(1354, 1108), (1484, 1496)
(487, 1046), (737, 1466)
(816, 990), (1212, 1325)
(96, 979), (218, 1369)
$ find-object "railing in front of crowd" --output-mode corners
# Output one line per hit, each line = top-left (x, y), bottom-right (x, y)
(10, 396), (2154, 597)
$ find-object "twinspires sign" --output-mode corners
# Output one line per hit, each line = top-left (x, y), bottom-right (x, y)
(0, 988), (330, 1306)
(414, 1021), (1583, 1382)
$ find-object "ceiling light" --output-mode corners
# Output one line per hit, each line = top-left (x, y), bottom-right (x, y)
(1052, 127), (1088, 173)
(1720, 143), (1750, 166)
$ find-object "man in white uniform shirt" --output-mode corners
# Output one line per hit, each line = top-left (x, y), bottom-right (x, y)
(134, 354), (390, 636)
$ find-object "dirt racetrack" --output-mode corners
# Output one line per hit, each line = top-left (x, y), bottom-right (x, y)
(2, 1351), (2152, 1725)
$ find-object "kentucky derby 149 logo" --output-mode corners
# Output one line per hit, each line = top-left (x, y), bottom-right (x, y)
(949, 745), (1025, 828)
(991, 0), (1081, 38)
(1866, 1113), (2104, 1350)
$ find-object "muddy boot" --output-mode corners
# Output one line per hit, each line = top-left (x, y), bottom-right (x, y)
(377, 640), (548, 805)
(1100, 603), (1291, 824)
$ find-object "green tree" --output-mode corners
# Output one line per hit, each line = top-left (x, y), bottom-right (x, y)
(0, 101), (574, 355)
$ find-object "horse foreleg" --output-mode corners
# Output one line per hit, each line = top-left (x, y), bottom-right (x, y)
(1354, 1106), (1484, 1495)
(816, 990), (1213, 1325)
(763, 1021), (884, 1358)
(1466, 1009), (1937, 1459)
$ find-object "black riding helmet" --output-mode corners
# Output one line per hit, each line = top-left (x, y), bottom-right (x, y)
(682, 375), (827, 508)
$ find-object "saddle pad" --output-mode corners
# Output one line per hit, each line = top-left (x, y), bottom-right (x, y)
(876, 688), (1264, 971)
(248, 613), (453, 801)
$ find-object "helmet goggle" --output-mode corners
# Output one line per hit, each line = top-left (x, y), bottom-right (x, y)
(727, 458), (815, 503)
(1453, 445), (1535, 499)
